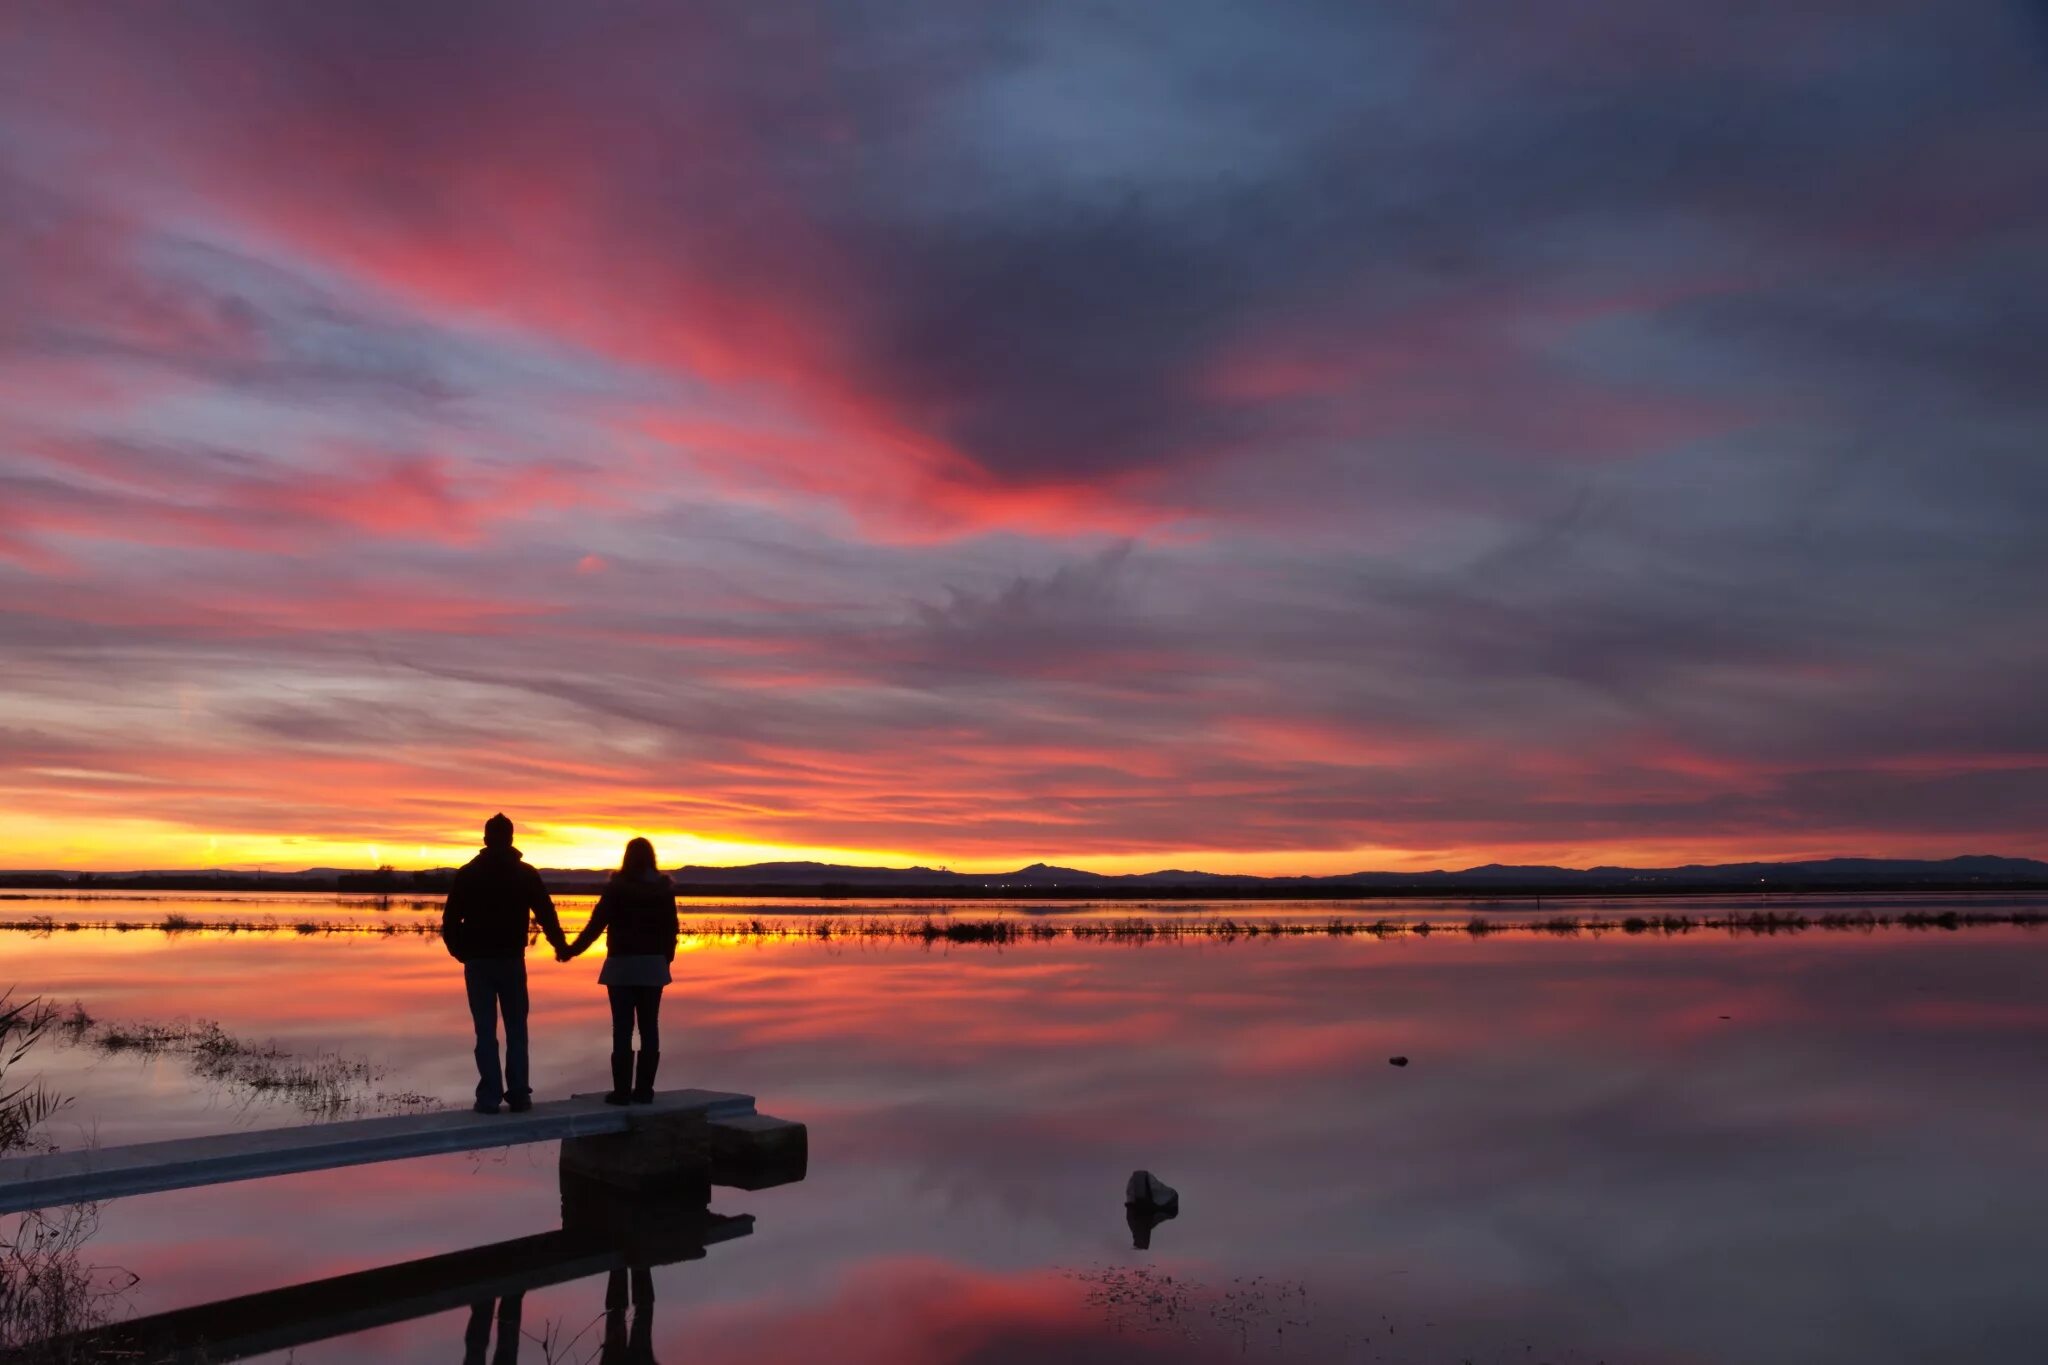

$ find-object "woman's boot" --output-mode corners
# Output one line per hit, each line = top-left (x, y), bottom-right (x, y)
(631, 1049), (660, 1104)
(605, 1051), (633, 1105)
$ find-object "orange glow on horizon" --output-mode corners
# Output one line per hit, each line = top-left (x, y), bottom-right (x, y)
(0, 806), (2005, 877)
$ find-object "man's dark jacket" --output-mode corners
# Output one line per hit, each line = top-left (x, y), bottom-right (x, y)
(567, 872), (680, 960)
(441, 846), (566, 961)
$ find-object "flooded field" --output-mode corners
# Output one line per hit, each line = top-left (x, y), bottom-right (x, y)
(3, 895), (2045, 1362)
(4, 887), (2041, 938)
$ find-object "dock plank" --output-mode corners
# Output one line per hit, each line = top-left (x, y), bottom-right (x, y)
(0, 1088), (757, 1213)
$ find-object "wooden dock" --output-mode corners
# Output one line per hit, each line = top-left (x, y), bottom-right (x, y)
(0, 1088), (805, 1213)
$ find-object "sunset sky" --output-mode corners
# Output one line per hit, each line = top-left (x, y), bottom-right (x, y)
(2, 2), (2045, 873)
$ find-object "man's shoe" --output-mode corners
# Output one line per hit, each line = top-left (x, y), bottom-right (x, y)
(507, 1095), (533, 1113)
(473, 1100), (501, 1115)
(631, 1049), (660, 1104)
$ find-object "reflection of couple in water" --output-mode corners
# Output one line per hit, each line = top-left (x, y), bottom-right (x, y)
(441, 814), (680, 1112)
(463, 1268), (657, 1364)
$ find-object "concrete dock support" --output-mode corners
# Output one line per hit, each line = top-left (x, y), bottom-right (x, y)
(558, 1092), (807, 1195)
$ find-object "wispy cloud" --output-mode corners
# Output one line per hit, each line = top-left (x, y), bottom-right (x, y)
(0, 1), (2043, 868)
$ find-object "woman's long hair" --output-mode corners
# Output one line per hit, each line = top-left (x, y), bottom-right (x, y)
(618, 837), (659, 879)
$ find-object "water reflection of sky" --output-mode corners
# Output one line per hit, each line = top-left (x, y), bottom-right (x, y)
(6, 924), (2046, 1362)
(7, 887), (2044, 931)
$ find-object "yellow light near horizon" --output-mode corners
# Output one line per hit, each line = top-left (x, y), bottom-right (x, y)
(0, 807), (979, 875)
(521, 824), (943, 873)
(0, 802), (1926, 877)
(0, 810), (474, 873)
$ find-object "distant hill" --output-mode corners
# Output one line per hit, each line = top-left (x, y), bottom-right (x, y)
(9, 854), (2045, 897)
(675, 854), (2048, 891)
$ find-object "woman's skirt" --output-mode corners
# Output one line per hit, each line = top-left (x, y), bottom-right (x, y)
(598, 954), (672, 987)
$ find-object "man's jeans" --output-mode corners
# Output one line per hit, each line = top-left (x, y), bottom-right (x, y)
(464, 958), (530, 1106)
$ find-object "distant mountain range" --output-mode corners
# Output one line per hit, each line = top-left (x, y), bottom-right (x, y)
(574, 854), (2048, 891)
(8, 854), (2046, 896)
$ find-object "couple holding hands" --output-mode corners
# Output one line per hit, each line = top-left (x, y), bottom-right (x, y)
(441, 813), (678, 1112)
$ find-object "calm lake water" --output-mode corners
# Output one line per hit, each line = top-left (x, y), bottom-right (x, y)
(3, 894), (2045, 1363)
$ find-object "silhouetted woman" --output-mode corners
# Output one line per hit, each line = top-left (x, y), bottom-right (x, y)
(562, 837), (679, 1104)
(599, 1265), (658, 1364)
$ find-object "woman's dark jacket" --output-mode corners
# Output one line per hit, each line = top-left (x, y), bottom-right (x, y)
(569, 873), (679, 961)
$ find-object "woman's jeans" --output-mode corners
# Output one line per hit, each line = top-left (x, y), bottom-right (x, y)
(607, 984), (663, 1053)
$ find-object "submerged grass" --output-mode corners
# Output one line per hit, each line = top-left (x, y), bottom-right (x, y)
(0, 994), (66, 1156)
(0, 1199), (131, 1362)
(82, 1012), (432, 1120)
(1, 994), (137, 1360)
(0, 908), (2040, 945)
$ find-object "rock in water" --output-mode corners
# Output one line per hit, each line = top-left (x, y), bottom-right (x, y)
(1127, 1199), (1176, 1250)
(1388, 1055), (1410, 1067)
(1125, 1170), (1180, 1249)
(1125, 1169), (1179, 1212)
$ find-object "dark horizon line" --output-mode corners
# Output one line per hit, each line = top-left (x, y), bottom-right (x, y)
(3, 852), (2046, 899)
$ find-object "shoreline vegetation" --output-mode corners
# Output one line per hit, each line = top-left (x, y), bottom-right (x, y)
(4, 875), (2047, 899)
(0, 908), (2040, 943)
(2, 995), (130, 1357)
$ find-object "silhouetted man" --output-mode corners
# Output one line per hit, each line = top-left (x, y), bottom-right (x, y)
(443, 813), (568, 1113)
